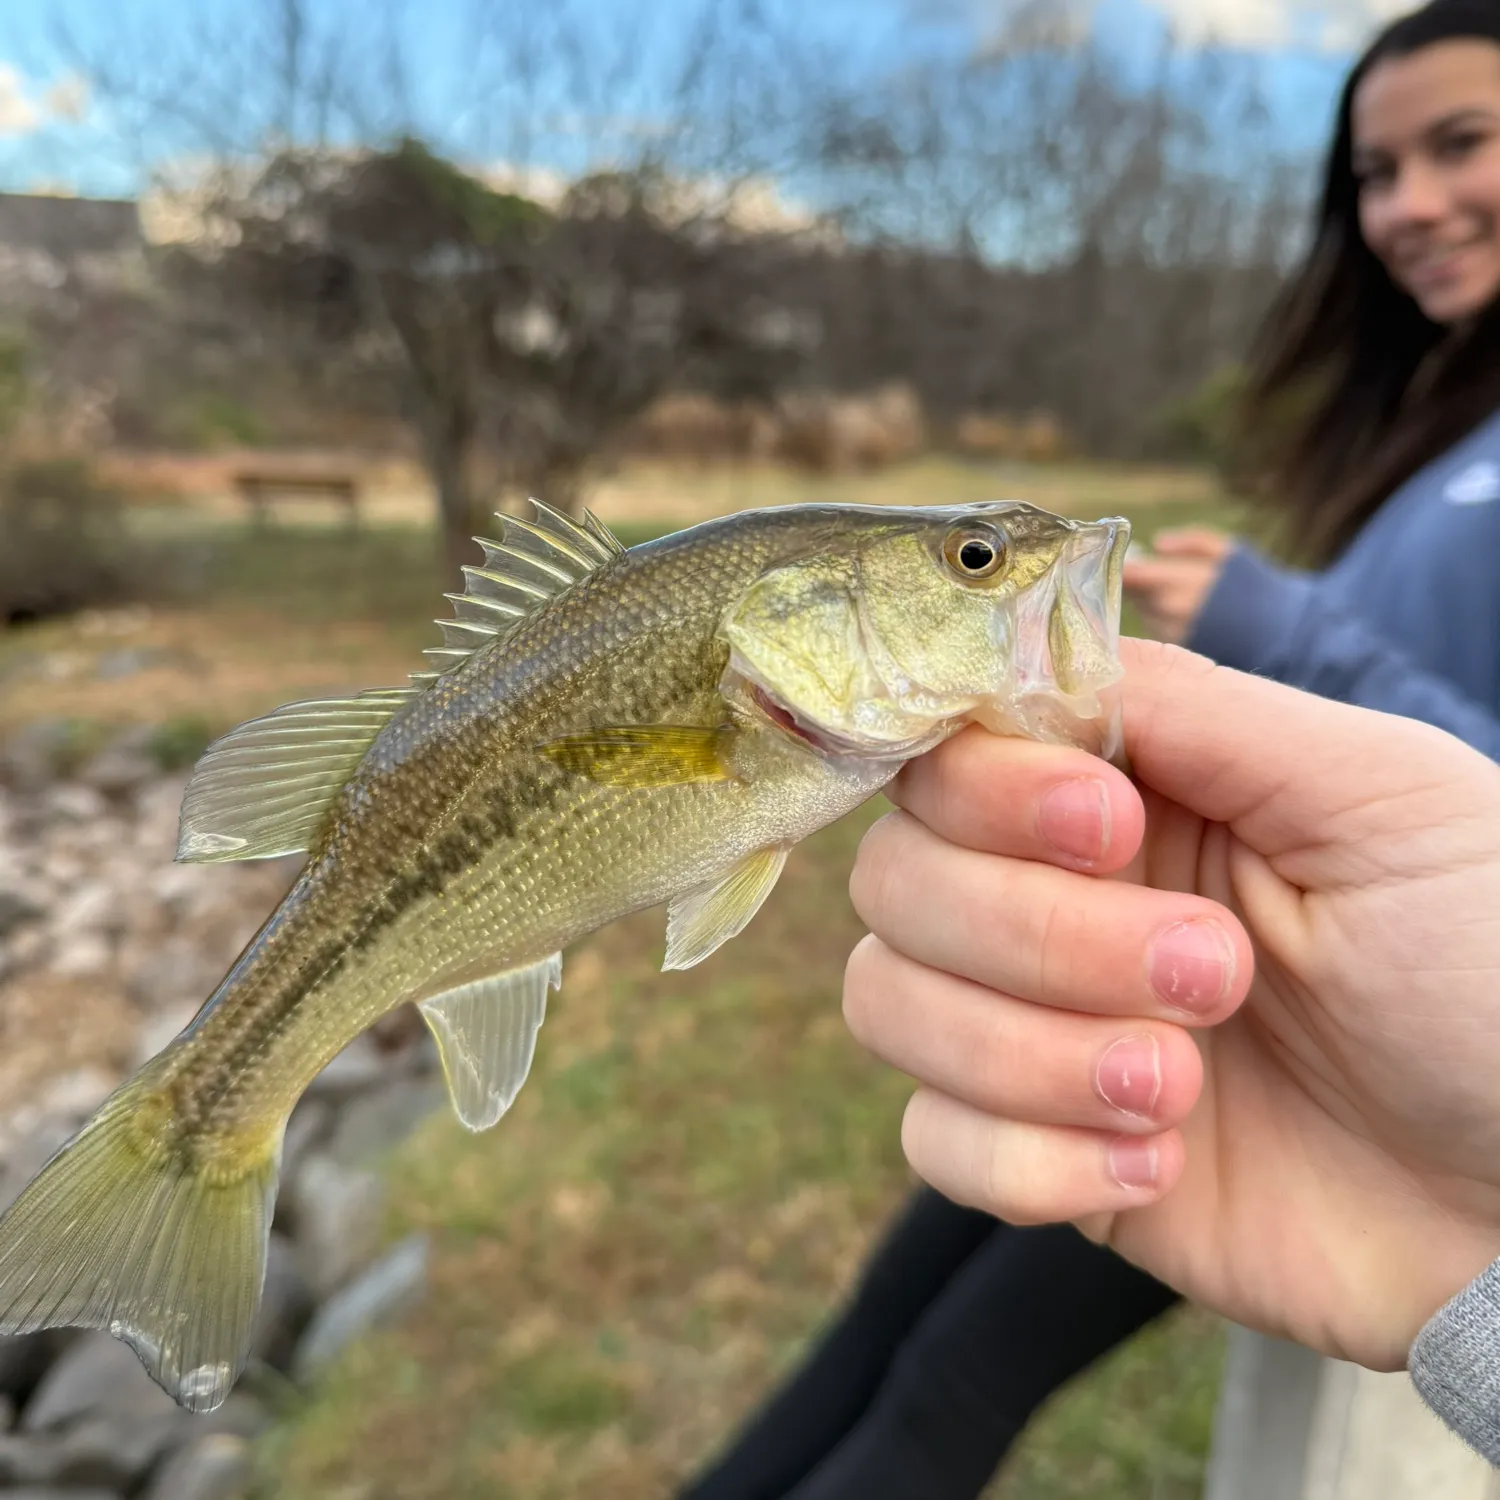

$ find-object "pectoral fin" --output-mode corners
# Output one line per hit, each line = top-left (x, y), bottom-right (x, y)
(664, 844), (789, 971)
(418, 954), (562, 1132)
(539, 725), (735, 787)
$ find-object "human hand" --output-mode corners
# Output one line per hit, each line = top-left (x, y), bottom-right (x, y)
(1122, 527), (1234, 644)
(843, 638), (1500, 1372)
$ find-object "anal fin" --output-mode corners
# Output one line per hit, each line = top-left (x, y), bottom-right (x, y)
(418, 954), (562, 1132)
(663, 844), (789, 971)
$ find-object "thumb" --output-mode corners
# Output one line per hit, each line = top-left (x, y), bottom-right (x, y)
(1117, 639), (1484, 857)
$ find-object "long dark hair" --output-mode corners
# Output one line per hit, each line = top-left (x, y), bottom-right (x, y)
(1243, 0), (1500, 562)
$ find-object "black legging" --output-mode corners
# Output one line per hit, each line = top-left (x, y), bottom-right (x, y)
(679, 1187), (1181, 1500)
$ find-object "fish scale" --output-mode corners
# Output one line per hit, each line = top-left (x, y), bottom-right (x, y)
(0, 497), (1128, 1415)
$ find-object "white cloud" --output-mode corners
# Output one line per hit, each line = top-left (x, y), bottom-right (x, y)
(0, 64), (39, 137)
(964, 0), (1414, 53)
(1145, 0), (1410, 50)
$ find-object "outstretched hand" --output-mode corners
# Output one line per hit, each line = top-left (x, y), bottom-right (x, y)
(843, 638), (1500, 1370)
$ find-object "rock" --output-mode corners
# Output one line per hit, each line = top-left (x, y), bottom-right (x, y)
(144, 1431), (254, 1500)
(0, 1120), (78, 1214)
(285, 1155), (386, 1296)
(0, 888), (43, 938)
(50, 882), (121, 939)
(280, 1098), (333, 1180)
(324, 1076), (443, 1168)
(79, 728), (158, 797)
(200, 1393), (272, 1442)
(250, 1234), (314, 1371)
(133, 1001), (201, 1067)
(49, 933), (112, 979)
(0, 1489), (120, 1500)
(125, 941), (220, 1012)
(22, 1332), (182, 1429)
(42, 786), (109, 825)
(293, 1234), (429, 1383)
(0, 1412), (183, 1487)
(0, 1392), (11, 1430)
(305, 1035), (391, 1100)
(0, 721), (79, 794)
(36, 1068), (115, 1125)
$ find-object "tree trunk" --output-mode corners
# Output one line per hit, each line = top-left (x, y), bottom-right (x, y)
(418, 404), (479, 591)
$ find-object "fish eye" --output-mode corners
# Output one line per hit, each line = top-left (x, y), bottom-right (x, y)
(942, 525), (1009, 581)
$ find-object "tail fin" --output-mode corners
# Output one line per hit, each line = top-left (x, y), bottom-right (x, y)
(0, 1064), (280, 1414)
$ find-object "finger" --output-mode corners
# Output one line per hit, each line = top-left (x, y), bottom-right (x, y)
(1149, 527), (1226, 557)
(852, 813), (1251, 1023)
(888, 726), (1143, 870)
(844, 934), (1204, 1132)
(901, 1089), (1185, 1222)
(1115, 640), (1493, 856)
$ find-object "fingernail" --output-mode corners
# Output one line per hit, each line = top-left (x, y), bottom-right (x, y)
(1038, 778), (1110, 863)
(1108, 1136), (1159, 1191)
(1096, 1035), (1161, 1118)
(1150, 919), (1233, 1015)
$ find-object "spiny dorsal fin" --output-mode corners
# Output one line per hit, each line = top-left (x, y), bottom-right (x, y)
(175, 687), (417, 863)
(415, 498), (625, 682)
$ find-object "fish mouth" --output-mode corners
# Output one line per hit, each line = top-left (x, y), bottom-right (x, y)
(743, 677), (886, 758)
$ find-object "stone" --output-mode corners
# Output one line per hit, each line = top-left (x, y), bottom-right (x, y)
(0, 888), (43, 938)
(0, 1393), (12, 1431)
(133, 1001), (201, 1067)
(293, 1234), (429, 1383)
(36, 1068), (115, 1126)
(323, 1076), (443, 1168)
(304, 1035), (391, 1100)
(0, 1489), (120, 1500)
(22, 1332), (182, 1430)
(126, 942), (220, 1012)
(50, 882), (121, 939)
(284, 1155), (386, 1296)
(144, 1431), (254, 1500)
(79, 729), (158, 798)
(250, 1234), (314, 1371)
(0, 1413), (183, 1488)
(0, 721), (78, 793)
(280, 1098), (333, 1180)
(41, 786), (109, 825)
(49, 933), (112, 979)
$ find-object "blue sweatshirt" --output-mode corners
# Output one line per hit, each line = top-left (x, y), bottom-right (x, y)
(1189, 404), (1500, 756)
(1183, 403), (1500, 1462)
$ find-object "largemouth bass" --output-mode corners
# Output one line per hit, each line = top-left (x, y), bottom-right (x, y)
(0, 499), (1127, 1412)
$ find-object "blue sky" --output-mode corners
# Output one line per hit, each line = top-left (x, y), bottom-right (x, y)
(0, 0), (1387, 202)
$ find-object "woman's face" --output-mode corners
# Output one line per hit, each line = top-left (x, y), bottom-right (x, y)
(1353, 39), (1500, 325)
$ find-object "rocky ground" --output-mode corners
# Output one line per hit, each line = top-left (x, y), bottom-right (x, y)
(0, 727), (443, 1500)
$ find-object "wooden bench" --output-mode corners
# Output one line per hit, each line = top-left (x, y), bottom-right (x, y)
(234, 469), (361, 529)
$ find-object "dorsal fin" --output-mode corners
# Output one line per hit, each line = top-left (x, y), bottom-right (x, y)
(175, 687), (418, 863)
(414, 499), (625, 682)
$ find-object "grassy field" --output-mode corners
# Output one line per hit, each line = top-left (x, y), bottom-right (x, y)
(2, 456), (1236, 1498)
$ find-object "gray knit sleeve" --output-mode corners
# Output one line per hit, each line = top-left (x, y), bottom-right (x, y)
(1409, 1258), (1500, 1463)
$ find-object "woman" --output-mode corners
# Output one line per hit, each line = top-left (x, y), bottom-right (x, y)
(680, 3), (1500, 1496)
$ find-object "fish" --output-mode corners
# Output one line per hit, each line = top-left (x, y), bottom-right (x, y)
(0, 498), (1128, 1413)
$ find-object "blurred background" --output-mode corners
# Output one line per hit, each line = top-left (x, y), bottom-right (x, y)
(0, 2), (1408, 1497)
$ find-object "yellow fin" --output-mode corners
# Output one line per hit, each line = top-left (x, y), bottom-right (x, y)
(0, 1059), (281, 1414)
(175, 687), (415, 863)
(663, 844), (789, 970)
(418, 954), (561, 1132)
(539, 725), (735, 788)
